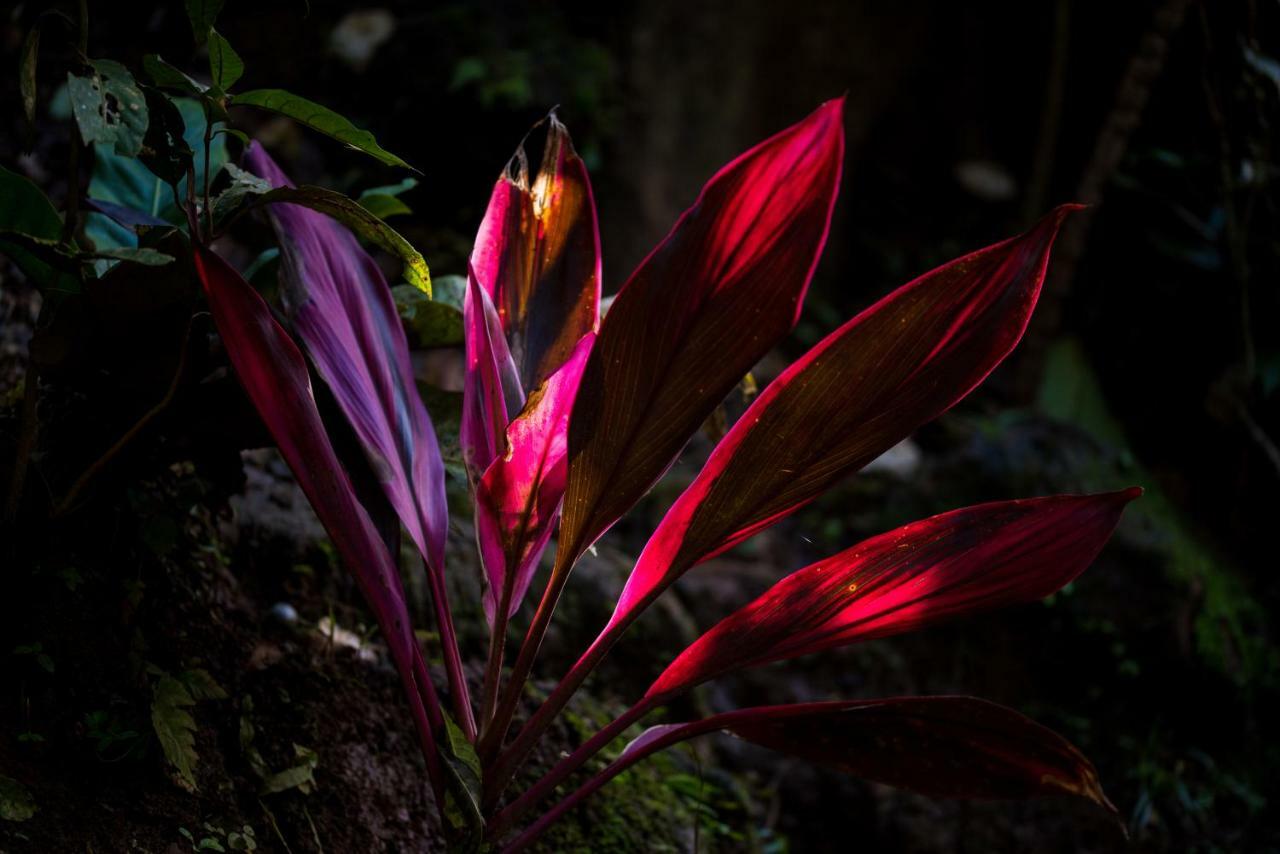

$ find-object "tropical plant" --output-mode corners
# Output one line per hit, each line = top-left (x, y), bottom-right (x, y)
(3, 3), (1140, 849)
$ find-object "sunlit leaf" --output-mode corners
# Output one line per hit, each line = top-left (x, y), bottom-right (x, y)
(647, 490), (1139, 697)
(231, 88), (415, 170)
(471, 113), (601, 390)
(610, 206), (1081, 627)
(557, 98), (845, 577)
(253, 184), (430, 293)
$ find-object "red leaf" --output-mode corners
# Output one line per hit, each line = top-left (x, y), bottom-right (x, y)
(557, 97), (846, 571)
(475, 333), (594, 623)
(461, 265), (524, 479)
(503, 696), (1115, 852)
(647, 490), (1139, 698)
(192, 246), (444, 784)
(472, 115), (601, 391)
(611, 205), (1081, 627)
(245, 144), (448, 571)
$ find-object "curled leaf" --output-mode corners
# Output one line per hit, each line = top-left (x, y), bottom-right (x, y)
(471, 114), (601, 390)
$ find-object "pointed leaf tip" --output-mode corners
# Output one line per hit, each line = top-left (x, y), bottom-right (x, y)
(608, 206), (1077, 627)
(557, 99), (845, 579)
(648, 490), (1137, 697)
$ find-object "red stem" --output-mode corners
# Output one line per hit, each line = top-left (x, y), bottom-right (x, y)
(485, 695), (658, 841)
(496, 715), (718, 853)
(424, 560), (477, 740)
(483, 599), (648, 807)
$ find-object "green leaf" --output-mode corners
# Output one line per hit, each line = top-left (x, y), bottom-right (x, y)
(20, 24), (40, 138)
(143, 54), (207, 95)
(0, 164), (76, 290)
(439, 715), (483, 844)
(185, 0), (225, 44)
(67, 60), (150, 157)
(151, 674), (200, 792)
(138, 88), (195, 187)
(207, 29), (244, 91)
(430, 273), (465, 310)
(259, 744), (318, 795)
(256, 184), (430, 293)
(0, 231), (80, 274)
(0, 775), (37, 822)
(86, 97), (225, 253)
(393, 284), (462, 347)
(360, 176), (418, 198)
(357, 193), (411, 219)
(211, 162), (271, 224)
(230, 89), (415, 171)
(87, 247), (176, 266)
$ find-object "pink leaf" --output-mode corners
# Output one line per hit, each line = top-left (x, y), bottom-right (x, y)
(647, 490), (1139, 698)
(244, 144), (448, 571)
(472, 114), (601, 391)
(461, 265), (524, 480)
(192, 246), (443, 785)
(475, 333), (594, 623)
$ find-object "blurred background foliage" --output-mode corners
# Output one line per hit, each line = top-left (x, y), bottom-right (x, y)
(1, 0), (1278, 851)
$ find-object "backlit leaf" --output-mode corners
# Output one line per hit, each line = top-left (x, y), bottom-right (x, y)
(647, 490), (1140, 697)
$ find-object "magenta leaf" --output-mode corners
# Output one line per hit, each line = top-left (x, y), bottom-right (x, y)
(472, 114), (601, 391)
(475, 333), (594, 623)
(461, 266), (524, 481)
(610, 205), (1081, 627)
(244, 144), (448, 571)
(557, 98), (846, 572)
(647, 489), (1139, 698)
(191, 246), (445, 791)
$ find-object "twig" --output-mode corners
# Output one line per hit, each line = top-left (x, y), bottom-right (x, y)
(52, 319), (194, 516)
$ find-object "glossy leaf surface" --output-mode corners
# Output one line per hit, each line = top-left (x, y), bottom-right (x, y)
(245, 144), (448, 571)
(461, 268), (524, 480)
(556, 97), (846, 572)
(648, 490), (1139, 697)
(612, 206), (1080, 624)
(475, 333), (594, 622)
(471, 115), (601, 390)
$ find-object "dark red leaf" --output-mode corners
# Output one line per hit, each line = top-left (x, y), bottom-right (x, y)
(192, 246), (444, 787)
(502, 696), (1115, 853)
(471, 115), (601, 391)
(647, 490), (1139, 697)
(558, 97), (846, 571)
(610, 205), (1081, 627)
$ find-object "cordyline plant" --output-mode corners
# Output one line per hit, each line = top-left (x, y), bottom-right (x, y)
(189, 99), (1140, 848)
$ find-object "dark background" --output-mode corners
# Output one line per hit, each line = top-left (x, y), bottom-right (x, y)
(1, 1), (1277, 851)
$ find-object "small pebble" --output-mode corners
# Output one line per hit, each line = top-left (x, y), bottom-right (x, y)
(269, 602), (299, 624)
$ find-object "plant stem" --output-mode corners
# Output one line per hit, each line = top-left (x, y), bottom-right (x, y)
(496, 714), (715, 853)
(485, 696), (658, 841)
(425, 559), (478, 740)
(479, 588), (511, 734)
(483, 603), (645, 808)
(202, 104), (214, 238)
(478, 551), (573, 763)
(53, 319), (193, 516)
